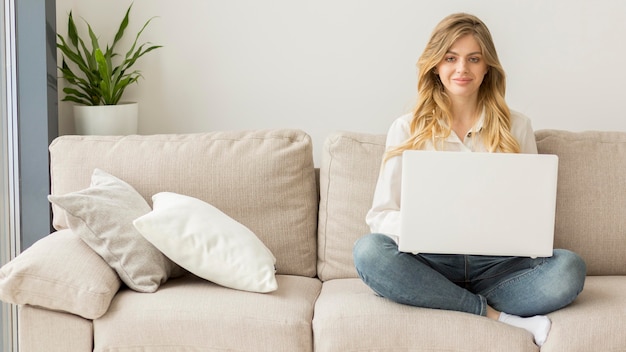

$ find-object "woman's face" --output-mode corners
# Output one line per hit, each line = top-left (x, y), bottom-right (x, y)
(435, 34), (489, 101)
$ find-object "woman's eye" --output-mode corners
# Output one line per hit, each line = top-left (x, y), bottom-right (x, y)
(445, 57), (455, 62)
(469, 57), (480, 63)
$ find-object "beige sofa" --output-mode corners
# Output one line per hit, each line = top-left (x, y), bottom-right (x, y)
(1, 128), (625, 352)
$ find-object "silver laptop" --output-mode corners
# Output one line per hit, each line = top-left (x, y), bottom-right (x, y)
(398, 150), (558, 258)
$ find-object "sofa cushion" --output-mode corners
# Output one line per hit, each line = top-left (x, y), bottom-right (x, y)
(540, 276), (626, 351)
(94, 275), (321, 352)
(134, 192), (278, 293)
(317, 131), (386, 281)
(0, 229), (120, 319)
(313, 279), (537, 351)
(536, 130), (626, 275)
(49, 130), (318, 277)
(48, 169), (180, 293)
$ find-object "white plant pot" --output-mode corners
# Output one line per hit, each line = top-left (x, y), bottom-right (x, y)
(73, 102), (139, 135)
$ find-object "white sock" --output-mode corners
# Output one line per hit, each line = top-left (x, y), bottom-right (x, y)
(498, 312), (551, 346)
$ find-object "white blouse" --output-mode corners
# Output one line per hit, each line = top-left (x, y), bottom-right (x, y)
(365, 110), (538, 243)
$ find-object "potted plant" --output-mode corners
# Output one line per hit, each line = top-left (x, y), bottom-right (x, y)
(57, 4), (161, 135)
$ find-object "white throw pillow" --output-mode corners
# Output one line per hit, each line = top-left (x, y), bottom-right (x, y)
(133, 192), (278, 293)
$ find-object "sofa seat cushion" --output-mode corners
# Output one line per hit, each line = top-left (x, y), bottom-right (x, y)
(94, 275), (321, 352)
(313, 278), (538, 352)
(540, 276), (626, 352)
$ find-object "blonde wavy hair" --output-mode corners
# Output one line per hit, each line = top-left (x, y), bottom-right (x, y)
(385, 13), (520, 162)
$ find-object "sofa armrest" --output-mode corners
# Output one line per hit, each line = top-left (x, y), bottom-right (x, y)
(19, 305), (93, 352)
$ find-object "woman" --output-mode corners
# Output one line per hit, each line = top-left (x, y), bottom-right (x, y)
(352, 13), (586, 347)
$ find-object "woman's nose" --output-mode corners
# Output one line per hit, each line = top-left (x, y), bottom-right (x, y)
(456, 61), (468, 74)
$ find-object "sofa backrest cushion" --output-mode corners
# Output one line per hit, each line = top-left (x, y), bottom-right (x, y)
(49, 130), (318, 277)
(317, 131), (386, 281)
(536, 130), (626, 275)
(319, 129), (626, 281)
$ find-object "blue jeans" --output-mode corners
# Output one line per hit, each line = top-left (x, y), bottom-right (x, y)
(353, 233), (586, 317)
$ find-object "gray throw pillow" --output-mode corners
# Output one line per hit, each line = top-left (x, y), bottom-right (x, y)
(48, 168), (179, 293)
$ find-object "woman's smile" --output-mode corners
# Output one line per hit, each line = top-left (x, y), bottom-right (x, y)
(452, 77), (473, 85)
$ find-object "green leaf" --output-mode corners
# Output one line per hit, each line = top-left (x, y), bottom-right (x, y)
(61, 95), (94, 106)
(62, 87), (93, 101)
(67, 11), (78, 47)
(110, 5), (131, 54)
(95, 48), (113, 103)
(84, 22), (101, 71)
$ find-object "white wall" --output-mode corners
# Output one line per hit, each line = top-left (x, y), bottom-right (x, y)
(56, 0), (626, 163)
